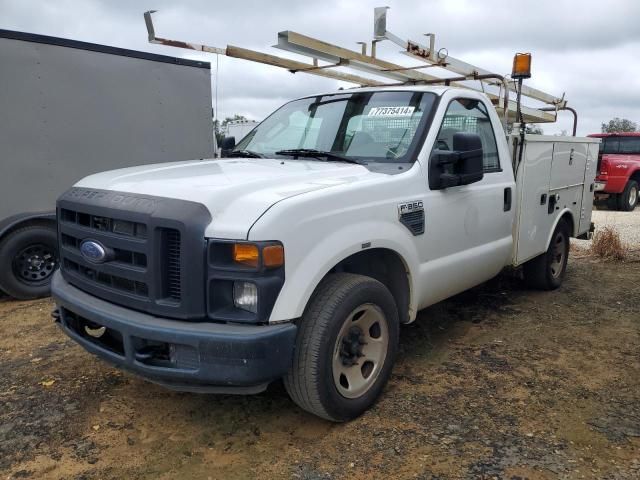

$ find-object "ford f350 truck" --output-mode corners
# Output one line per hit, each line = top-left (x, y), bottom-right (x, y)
(588, 132), (640, 211)
(51, 84), (599, 421)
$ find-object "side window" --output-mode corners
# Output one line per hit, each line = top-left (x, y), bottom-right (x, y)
(435, 98), (500, 172)
(601, 138), (620, 154)
(619, 137), (640, 154)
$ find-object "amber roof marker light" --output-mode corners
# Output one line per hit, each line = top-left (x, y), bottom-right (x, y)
(511, 53), (532, 128)
(511, 52), (532, 80)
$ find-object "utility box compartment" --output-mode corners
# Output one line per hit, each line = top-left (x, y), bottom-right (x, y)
(511, 135), (600, 265)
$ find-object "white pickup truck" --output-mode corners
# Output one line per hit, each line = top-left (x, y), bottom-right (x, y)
(51, 85), (598, 421)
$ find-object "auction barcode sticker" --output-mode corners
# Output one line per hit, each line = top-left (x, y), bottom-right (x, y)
(367, 106), (415, 117)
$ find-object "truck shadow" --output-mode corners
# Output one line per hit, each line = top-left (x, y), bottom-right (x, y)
(398, 270), (522, 359)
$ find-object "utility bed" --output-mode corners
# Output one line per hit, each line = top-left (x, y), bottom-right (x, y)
(511, 134), (599, 265)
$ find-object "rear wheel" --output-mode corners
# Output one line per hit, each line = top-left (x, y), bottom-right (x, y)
(284, 273), (399, 422)
(0, 225), (58, 299)
(523, 219), (570, 290)
(617, 180), (638, 211)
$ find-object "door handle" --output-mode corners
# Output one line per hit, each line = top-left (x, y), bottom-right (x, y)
(548, 193), (559, 214)
(503, 187), (512, 212)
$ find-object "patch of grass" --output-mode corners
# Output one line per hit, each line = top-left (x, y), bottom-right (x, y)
(589, 226), (628, 261)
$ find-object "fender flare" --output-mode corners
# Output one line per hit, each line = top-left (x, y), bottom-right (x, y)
(545, 208), (575, 251)
(268, 221), (420, 323)
(0, 212), (56, 240)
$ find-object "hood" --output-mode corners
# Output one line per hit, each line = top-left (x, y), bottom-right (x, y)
(76, 158), (380, 238)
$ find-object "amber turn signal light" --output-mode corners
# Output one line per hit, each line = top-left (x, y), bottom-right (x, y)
(233, 243), (259, 268)
(263, 244), (284, 268)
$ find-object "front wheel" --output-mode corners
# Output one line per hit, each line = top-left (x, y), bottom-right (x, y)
(523, 219), (570, 290)
(284, 273), (399, 422)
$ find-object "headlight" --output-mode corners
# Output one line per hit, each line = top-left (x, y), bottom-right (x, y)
(233, 281), (258, 313)
(207, 240), (285, 323)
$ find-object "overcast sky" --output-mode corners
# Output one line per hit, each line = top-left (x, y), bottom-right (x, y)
(2, 0), (640, 135)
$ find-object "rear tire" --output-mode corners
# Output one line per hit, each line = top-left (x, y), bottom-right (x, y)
(0, 224), (58, 300)
(523, 219), (570, 290)
(617, 180), (638, 211)
(284, 273), (399, 422)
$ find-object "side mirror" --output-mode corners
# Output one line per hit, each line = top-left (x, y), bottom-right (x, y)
(220, 136), (236, 157)
(429, 132), (484, 190)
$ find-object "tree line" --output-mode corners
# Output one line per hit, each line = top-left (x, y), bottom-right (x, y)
(601, 117), (638, 133)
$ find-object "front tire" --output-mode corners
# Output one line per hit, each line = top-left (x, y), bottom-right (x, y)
(0, 224), (58, 299)
(523, 219), (570, 290)
(284, 273), (399, 422)
(618, 180), (638, 211)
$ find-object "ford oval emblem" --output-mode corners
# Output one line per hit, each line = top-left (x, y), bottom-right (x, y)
(80, 239), (108, 263)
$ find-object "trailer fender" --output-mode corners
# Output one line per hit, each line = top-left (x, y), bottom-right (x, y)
(0, 212), (56, 240)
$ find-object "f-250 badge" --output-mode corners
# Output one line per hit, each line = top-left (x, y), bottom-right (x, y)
(397, 200), (424, 217)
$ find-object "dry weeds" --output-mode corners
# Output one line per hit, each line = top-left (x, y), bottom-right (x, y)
(589, 226), (629, 261)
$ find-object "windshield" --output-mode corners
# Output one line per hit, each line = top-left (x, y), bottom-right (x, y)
(234, 91), (437, 162)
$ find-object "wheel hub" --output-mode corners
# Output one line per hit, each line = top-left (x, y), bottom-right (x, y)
(339, 326), (366, 366)
(332, 303), (389, 399)
(13, 244), (57, 284)
(29, 256), (44, 269)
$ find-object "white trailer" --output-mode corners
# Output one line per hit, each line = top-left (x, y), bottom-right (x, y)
(0, 29), (215, 299)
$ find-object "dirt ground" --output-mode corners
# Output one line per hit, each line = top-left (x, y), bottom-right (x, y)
(1, 250), (639, 479)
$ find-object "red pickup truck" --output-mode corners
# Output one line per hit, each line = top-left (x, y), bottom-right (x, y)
(588, 133), (640, 211)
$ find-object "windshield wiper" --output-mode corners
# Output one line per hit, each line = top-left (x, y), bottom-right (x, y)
(227, 149), (264, 158)
(275, 148), (364, 165)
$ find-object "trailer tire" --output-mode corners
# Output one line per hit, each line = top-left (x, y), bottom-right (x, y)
(283, 273), (399, 422)
(0, 224), (58, 300)
(523, 219), (570, 291)
(617, 180), (638, 211)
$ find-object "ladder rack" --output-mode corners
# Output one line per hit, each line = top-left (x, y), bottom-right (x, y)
(143, 7), (568, 125)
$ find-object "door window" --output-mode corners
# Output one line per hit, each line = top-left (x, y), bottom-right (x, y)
(619, 137), (640, 154)
(434, 98), (500, 172)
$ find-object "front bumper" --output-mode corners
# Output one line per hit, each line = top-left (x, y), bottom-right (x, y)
(51, 271), (296, 393)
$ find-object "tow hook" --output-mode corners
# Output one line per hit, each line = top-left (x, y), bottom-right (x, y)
(84, 324), (107, 338)
(51, 308), (61, 323)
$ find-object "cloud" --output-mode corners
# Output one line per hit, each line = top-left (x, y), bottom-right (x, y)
(1, 0), (638, 134)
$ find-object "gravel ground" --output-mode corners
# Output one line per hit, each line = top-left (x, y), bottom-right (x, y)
(0, 208), (638, 479)
(573, 209), (640, 250)
(1, 254), (639, 479)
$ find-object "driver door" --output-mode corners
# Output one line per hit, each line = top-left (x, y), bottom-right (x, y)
(417, 95), (514, 307)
